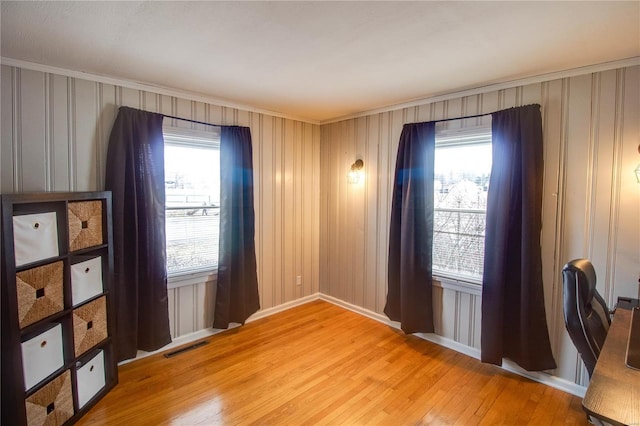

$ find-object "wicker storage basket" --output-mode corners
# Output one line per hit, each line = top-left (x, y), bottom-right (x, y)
(16, 261), (64, 329)
(25, 370), (73, 426)
(72, 296), (108, 357)
(68, 201), (103, 252)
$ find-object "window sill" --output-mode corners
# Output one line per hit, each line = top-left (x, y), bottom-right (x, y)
(433, 274), (482, 296)
(168, 269), (217, 289)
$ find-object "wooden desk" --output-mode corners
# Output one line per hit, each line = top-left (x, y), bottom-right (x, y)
(582, 308), (640, 425)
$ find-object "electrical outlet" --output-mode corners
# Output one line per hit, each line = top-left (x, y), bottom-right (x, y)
(296, 275), (302, 286)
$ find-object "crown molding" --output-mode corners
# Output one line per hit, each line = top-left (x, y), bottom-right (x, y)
(0, 57), (321, 125)
(321, 56), (640, 125)
(3, 56), (638, 126)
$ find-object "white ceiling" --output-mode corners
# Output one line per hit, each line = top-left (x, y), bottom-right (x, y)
(1, 1), (639, 123)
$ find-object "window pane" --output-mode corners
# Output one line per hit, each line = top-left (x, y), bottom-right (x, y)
(166, 208), (219, 273)
(434, 144), (491, 209)
(165, 144), (220, 275)
(433, 209), (486, 278)
(433, 141), (491, 280)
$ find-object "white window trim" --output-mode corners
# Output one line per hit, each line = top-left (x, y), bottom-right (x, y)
(433, 273), (482, 296)
(163, 124), (220, 148)
(168, 269), (218, 289)
(435, 123), (491, 147)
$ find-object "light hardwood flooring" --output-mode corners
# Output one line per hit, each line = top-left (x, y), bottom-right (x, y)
(78, 300), (588, 425)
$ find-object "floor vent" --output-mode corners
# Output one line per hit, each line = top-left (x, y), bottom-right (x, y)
(164, 340), (209, 358)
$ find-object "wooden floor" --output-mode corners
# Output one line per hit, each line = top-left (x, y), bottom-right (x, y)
(78, 300), (588, 425)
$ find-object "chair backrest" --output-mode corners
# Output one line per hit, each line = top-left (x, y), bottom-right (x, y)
(562, 259), (611, 377)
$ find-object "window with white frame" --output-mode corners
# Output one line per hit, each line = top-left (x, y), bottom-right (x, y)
(432, 121), (492, 282)
(163, 126), (220, 277)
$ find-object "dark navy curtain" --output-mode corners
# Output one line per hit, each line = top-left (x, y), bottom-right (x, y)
(213, 126), (260, 328)
(481, 104), (556, 371)
(385, 122), (436, 334)
(105, 106), (172, 361)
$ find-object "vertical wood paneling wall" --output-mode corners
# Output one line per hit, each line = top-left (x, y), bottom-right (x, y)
(320, 65), (640, 387)
(2, 62), (638, 389)
(1, 65), (321, 341)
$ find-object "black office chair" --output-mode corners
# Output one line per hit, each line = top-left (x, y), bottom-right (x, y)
(562, 259), (611, 378)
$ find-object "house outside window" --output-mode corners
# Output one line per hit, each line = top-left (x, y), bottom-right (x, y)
(163, 126), (220, 278)
(432, 122), (492, 283)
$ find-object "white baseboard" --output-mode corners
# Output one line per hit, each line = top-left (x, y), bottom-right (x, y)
(120, 293), (322, 365)
(120, 326), (234, 365)
(318, 294), (587, 398)
(499, 359), (587, 398)
(246, 293), (321, 323)
(121, 291), (587, 398)
(318, 293), (481, 359)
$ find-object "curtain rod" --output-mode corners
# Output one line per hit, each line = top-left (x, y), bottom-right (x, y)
(162, 112), (491, 127)
(162, 113), (221, 128)
(165, 106), (523, 127)
(434, 112), (490, 124)
(163, 112), (492, 127)
(426, 104), (539, 124)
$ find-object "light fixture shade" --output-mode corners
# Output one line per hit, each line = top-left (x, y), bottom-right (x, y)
(348, 169), (361, 184)
(348, 159), (364, 184)
(636, 144), (640, 183)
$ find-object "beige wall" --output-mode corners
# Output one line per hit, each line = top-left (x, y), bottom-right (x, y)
(1, 65), (321, 340)
(319, 65), (640, 387)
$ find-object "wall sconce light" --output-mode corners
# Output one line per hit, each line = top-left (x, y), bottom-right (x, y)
(348, 159), (364, 184)
(636, 144), (640, 183)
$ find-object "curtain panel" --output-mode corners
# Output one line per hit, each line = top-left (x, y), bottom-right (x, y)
(105, 106), (172, 362)
(481, 104), (556, 371)
(213, 126), (260, 329)
(385, 122), (436, 334)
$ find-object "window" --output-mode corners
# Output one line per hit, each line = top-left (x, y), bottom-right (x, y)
(163, 126), (220, 277)
(433, 121), (492, 282)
